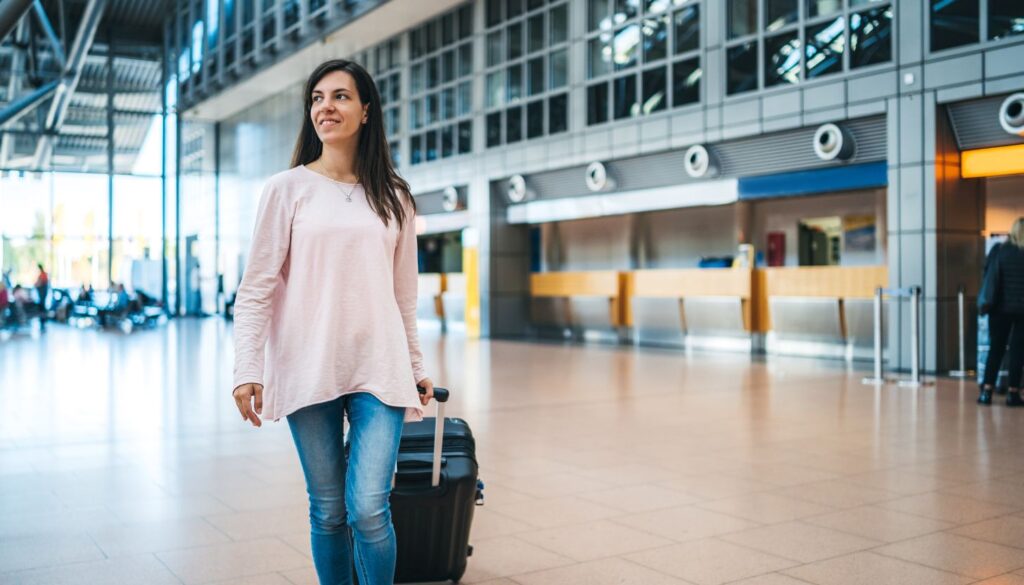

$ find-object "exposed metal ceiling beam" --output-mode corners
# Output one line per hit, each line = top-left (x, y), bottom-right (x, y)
(0, 78), (58, 126)
(0, 42), (161, 61)
(32, 0), (66, 69)
(76, 84), (159, 93)
(31, 0), (105, 169)
(0, 0), (33, 46)
(0, 17), (28, 166)
(2, 127), (98, 139)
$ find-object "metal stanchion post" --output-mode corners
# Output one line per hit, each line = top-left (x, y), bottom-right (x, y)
(950, 285), (972, 377)
(862, 286), (886, 385)
(899, 286), (934, 387)
(911, 286), (920, 382)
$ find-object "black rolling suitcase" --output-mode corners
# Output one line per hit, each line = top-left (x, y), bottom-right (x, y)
(390, 387), (481, 583)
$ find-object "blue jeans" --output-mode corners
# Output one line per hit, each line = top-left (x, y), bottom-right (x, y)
(287, 392), (406, 585)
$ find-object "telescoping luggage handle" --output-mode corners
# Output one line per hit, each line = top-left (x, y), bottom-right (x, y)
(417, 386), (450, 487)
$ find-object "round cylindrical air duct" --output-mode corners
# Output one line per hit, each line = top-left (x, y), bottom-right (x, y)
(999, 93), (1024, 137)
(813, 123), (856, 161)
(585, 161), (616, 192)
(507, 174), (530, 203)
(441, 186), (462, 212)
(683, 144), (718, 178)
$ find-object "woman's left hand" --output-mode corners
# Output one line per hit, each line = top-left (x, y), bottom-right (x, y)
(417, 378), (435, 406)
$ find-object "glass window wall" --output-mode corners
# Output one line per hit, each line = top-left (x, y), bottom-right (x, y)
(726, 0), (892, 96)
(0, 173), (164, 293)
(989, 0), (1024, 40)
(587, 0), (702, 127)
(485, 0), (570, 146)
(356, 36), (404, 167)
(930, 0), (979, 51)
(929, 0), (1024, 50)
(409, 5), (474, 165)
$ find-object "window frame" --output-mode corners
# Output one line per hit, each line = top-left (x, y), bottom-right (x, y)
(724, 0), (895, 98)
(926, 0), (1024, 56)
(585, 0), (704, 128)
(356, 36), (405, 167)
(407, 4), (475, 166)
(484, 0), (572, 147)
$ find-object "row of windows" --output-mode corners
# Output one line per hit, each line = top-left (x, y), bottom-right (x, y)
(486, 94), (569, 145)
(587, 5), (699, 78)
(486, 0), (559, 28)
(587, 0), (696, 31)
(486, 1), (571, 146)
(486, 4), (570, 65)
(485, 52), (569, 108)
(411, 5), (475, 60)
(411, 43), (474, 94)
(585, 0), (702, 124)
(588, 57), (700, 124)
(410, 122), (473, 164)
(358, 37), (403, 166)
(727, 0), (887, 39)
(408, 6), (476, 165)
(724, 0), (892, 95)
(930, 0), (1024, 52)
(411, 83), (474, 129)
(341, 0), (1022, 168)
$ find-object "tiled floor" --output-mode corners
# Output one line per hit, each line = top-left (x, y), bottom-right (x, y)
(2, 318), (1024, 584)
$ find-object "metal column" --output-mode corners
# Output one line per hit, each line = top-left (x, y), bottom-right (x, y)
(161, 19), (170, 312)
(106, 26), (114, 285)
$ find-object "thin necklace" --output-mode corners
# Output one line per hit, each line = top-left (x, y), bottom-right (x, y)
(315, 161), (359, 203)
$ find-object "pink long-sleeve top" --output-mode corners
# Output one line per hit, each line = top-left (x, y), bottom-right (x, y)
(233, 165), (427, 423)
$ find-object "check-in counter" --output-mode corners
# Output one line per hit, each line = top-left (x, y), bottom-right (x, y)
(624, 269), (754, 349)
(755, 266), (887, 358)
(530, 271), (623, 339)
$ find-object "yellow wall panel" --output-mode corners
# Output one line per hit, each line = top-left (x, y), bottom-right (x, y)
(962, 144), (1024, 179)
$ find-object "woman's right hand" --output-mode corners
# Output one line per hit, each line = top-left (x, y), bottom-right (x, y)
(233, 383), (264, 427)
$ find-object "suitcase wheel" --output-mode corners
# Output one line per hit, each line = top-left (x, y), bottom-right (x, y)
(467, 545), (473, 557)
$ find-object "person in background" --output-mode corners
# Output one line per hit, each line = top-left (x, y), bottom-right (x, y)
(11, 285), (29, 324)
(978, 217), (1024, 407)
(0, 280), (9, 327)
(34, 264), (49, 309)
(113, 283), (130, 310)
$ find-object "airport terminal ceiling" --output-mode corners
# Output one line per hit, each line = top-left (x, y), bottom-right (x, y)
(0, 0), (169, 174)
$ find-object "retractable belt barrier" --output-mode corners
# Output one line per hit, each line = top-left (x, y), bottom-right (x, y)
(862, 286), (934, 387)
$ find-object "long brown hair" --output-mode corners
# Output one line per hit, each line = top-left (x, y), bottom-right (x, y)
(291, 59), (414, 229)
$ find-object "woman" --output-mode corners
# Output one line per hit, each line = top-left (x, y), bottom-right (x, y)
(232, 59), (435, 584)
(978, 218), (1024, 407)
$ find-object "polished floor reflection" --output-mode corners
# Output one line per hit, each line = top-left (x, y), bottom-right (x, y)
(1, 318), (1023, 584)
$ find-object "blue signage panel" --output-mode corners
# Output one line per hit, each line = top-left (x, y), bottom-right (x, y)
(737, 161), (888, 200)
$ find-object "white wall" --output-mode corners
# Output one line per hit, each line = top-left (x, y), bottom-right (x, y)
(546, 215), (632, 271)
(750, 188), (887, 267)
(641, 205), (738, 268)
